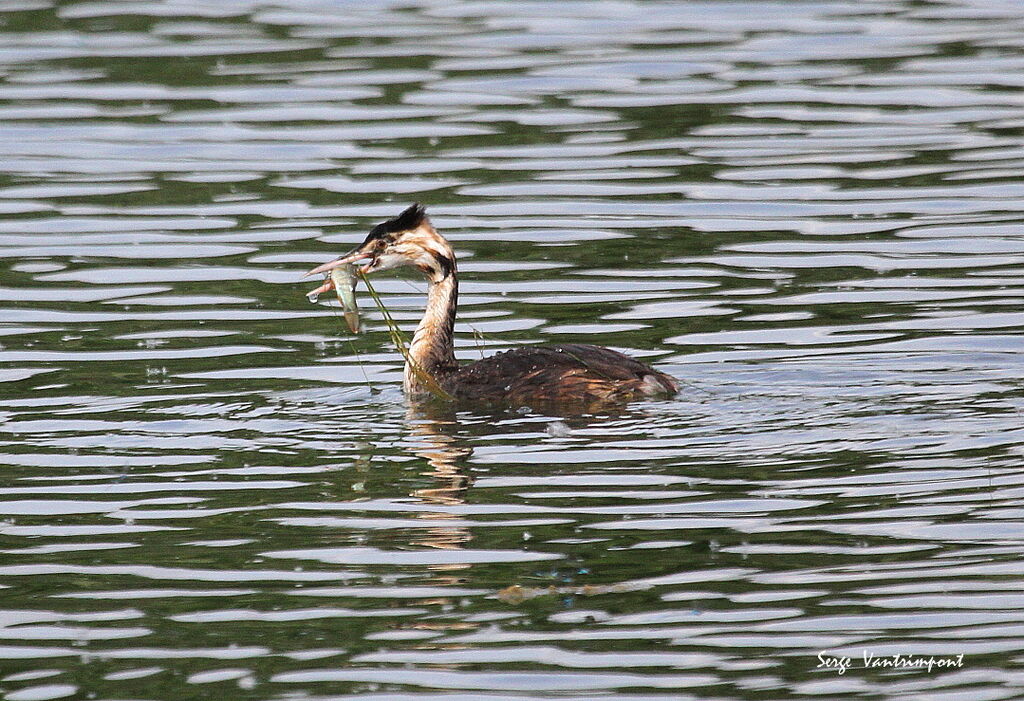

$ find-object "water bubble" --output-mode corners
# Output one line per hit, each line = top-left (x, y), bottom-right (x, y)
(546, 420), (571, 437)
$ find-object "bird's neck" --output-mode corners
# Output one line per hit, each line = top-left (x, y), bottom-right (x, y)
(405, 270), (458, 395)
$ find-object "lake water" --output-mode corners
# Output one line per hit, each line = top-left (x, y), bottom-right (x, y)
(3, 1), (1024, 699)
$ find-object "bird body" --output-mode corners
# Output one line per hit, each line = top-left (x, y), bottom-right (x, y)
(437, 343), (678, 406)
(307, 204), (678, 408)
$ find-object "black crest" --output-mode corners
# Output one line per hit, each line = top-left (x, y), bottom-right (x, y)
(368, 203), (427, 240)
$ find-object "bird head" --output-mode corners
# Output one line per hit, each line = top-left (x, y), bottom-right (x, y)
(306, 204), (454, 283)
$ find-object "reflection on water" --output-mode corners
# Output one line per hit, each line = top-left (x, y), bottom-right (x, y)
(3, 0), (1024, 698)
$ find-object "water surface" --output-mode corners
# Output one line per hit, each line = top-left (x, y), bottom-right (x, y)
(3, 1), (1024, 699)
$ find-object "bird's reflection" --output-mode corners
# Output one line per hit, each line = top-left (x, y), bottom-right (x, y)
(406, 403), (474, 506)
(397, 400), (645, 556)
(403, 401), (474, 561)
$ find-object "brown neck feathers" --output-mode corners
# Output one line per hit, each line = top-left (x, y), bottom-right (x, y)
(405, 241), (458, 395)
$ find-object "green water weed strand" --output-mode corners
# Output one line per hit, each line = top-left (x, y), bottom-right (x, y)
(359, 272), (454, 402)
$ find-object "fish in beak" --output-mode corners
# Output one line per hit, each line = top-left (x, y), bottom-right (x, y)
(304, 249), (368, 334)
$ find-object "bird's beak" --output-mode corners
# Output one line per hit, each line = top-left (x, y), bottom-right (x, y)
(304, 249), (375, 278)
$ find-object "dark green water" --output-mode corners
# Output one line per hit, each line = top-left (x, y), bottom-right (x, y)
(2, 1), (1024, 699)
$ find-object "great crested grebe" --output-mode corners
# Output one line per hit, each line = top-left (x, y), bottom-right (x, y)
(307, 204), (679, 407)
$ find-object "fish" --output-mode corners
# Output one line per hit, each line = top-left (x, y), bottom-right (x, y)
(306, 263), (360, 334)
(332, 264), (361, 334)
